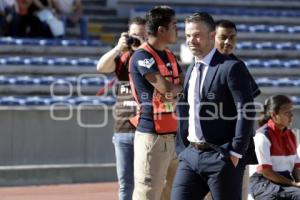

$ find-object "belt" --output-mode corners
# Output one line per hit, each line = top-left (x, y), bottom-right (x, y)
(190, 142), (213, 150)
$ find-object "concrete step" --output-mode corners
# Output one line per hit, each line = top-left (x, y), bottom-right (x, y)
(83, 5), (117, 15)
(118, 0), (300, 10)
(0, 45), (111, 57)
(0, 164), (116, 186)
(88, 15), (128, 24)
(82, 0), (106, 6)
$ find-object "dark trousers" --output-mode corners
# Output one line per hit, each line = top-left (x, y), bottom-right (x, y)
(171, 145), (245, 200)
(250, 173), (300, 200)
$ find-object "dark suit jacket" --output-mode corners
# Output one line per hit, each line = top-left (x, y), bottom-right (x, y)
(229, 54), (260, 98)
(176, 50), (256, 162)
(230, 53), (260, 164)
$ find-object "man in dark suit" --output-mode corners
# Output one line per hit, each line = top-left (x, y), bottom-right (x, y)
(171, 12), (256, 200)
(215, 19), (260, 98)
(214, 19), (261, 200)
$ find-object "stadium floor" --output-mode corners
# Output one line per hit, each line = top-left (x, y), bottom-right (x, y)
(0, 182), (118, 200)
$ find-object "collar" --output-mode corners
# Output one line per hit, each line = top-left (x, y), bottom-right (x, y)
(267, 119), (288, 134)
(194, 48), (216, 66)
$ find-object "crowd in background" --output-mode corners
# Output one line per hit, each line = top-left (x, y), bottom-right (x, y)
(0, 0), (88, 39)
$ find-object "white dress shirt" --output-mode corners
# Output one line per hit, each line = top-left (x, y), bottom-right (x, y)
(187, 48), (242, 158)
(187, 48), (216, 143)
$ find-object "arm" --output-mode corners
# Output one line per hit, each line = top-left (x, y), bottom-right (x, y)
(32, 0), (46, 10)
(262, 168), (300, 187)
(96, 32), (130, 73)
(227, 61), (255, 160)
(253, 132), (300, 187)
(293, 168), (300, 182)
(51, 0), (61, 14)
(47, 0), (53, 9)
(144, 72), (183, 99)
(69, 0), (82, 22)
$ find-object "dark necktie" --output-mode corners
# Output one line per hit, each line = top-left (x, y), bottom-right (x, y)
(194, 62), (204, 140)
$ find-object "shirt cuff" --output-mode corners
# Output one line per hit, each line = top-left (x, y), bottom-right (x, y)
(229, 150), (242, 159)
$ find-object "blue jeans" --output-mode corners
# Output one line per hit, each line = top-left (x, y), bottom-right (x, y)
(113, 133), (134, 200)
(62, 14), (89, 39)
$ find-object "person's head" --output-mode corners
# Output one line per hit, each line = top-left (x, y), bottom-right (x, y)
(215, 19), (237, 55)
(128, 17), (147, 41)
(259, 95), (294, 129)
(145, 5), (177, 44)
(185, 12), (216, 59)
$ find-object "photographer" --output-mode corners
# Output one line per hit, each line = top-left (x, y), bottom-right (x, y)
(96, 17), (147, 200)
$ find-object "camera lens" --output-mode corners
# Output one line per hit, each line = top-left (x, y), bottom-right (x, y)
(126, 36), (141, 47)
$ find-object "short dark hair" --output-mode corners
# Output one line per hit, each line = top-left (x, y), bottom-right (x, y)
(145, 5), (175, 36)
(185, 12), (215, 32)
(215, 19), (237, 32)
(129, 17), (146, 27)
(258, 95), (292, 126)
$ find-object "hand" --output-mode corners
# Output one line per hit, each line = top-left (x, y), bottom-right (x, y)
(292, 182), (300, 188)
(230, 155), (239, 167)
(115, 32), (130, 52)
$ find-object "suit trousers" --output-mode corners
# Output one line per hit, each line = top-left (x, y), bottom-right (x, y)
(133, 131), (178, 200)
(250, 173), (300, 200)
(171, 145), (245, 200)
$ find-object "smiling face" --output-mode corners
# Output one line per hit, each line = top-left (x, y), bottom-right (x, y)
(271, 103), (294, 130)
(215, 26), (237, 55)
(185, 21), (215, 58)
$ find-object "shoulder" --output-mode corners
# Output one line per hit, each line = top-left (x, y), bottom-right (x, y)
(254, 131), (271, 147)
(131, 49), (157, 74)
(212, 51), (242, 71)
(131, 49), (157, 70)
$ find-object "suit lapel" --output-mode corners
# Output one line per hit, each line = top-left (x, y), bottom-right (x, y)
(183, 61), (194, 98)
(201, 51), (222, 100)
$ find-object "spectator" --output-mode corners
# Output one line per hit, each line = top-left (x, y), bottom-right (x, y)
(52, 0), (88, 39)
(250, 95), (300, 199)
(214, 19), (261, 200)
(0, 0), (19, 36)
(129, 5), (183, 200)
(96, 17), (147, 200)
(16, 0), (54, 38)
(172, 12), (255, 200)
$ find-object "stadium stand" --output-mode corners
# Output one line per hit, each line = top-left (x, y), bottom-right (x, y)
(0, 0), (300, 194)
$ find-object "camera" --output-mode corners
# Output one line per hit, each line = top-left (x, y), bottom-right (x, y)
(126, 36), (141, 48)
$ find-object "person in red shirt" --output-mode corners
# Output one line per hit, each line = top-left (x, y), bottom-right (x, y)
(250, 95), (300, 199)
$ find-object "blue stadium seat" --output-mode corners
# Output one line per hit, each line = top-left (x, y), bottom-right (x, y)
(0, 96), (116, 106)
(263, 60), (282, 68)
(255, 78), (276, 87)
(244, 59), (263, 68)
(291, 96), (300, 105)
(14, 76), (41, 85)
(284, 60), (300, 68)
(236, 42), (255, 50)
(276, 78), (297, 87)
(249, 25), (268, 33)
(289, 26), (300, 33)
(0, 37), (108, 47)
(133, 6), (300, 18)
(276, 42), (295, 50)
(0, 96), (25, 106)
(0, 75), (10, 85)
(6, 57), (24, 65)
(0, 56), (98, 67)
(0, 75), (113, 86)
(269, 25), (287, 33)
(236, 24), (249, 32)
(80, 77), (106, 86)
(255, 42), (276, 50)
(77, 58), (97, 66)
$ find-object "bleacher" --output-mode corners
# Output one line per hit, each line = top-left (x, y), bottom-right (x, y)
(0, 0), (300, 189)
